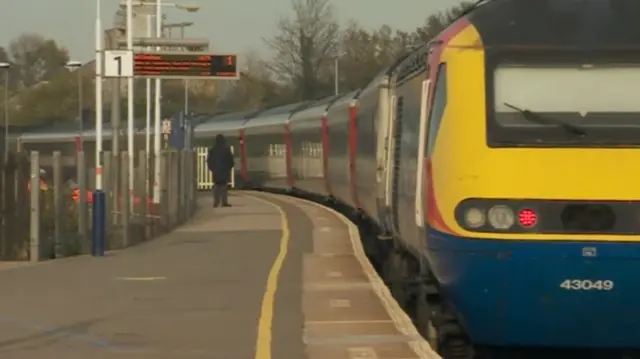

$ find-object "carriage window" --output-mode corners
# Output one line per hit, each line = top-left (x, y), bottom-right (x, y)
(426, 63), (448, 156)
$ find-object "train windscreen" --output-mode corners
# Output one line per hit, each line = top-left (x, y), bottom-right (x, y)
(489, 64), (640, 146)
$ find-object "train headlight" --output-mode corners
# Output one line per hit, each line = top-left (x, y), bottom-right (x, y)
(487, 205), (515, 230)
(464, 207), (485, 228)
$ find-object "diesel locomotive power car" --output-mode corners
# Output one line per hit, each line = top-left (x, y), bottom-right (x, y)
(19, 0), (640, 357)
(193, 1), (640, 357)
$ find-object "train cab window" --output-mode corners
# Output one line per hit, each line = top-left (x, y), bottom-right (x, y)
(426, 63), (448, 156)
(490, 64), (640, 147)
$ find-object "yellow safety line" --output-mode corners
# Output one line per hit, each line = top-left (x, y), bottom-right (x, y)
(243, 192), (291, 359)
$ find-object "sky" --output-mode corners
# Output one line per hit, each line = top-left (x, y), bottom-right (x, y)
(0, 0), (458, 63)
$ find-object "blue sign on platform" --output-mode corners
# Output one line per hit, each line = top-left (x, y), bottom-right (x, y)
(168, 110), (195, 150)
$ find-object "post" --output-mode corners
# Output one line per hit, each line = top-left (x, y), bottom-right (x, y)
(153, 0), (162, 204)
(169, 151), (178, 227)
(182, 27), (189, 117)
(145, 14), (152, 170)
(52, 151), (62, 258)
(29, 151), (40, 262)
(137, 149), (148, 238)
(92, 152), (106, 258)
(102, 151), (112, 245)
(110, 78), (121, 226)
(178, 150), (185, 223)
(3, 70), (8, 161)
(120, 152), (130, 248)
(190, 149), (196, 215)
(160, 151), (169, 230)
(184, 81), (189, 116)
(77, 69), (84, 151)
(92, 191), (106, 256)
(192, 150), (197, 214)
(77, 151), (88, 253)
(126, 0), (135, 210)
(109, 18), (121, 224)
(95, 0), (104, 190)
(334, 57), (339, 96)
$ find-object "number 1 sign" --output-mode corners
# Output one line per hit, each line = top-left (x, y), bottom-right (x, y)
(104, 50), (134, 78)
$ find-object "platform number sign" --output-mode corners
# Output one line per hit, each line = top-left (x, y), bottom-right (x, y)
(104, 50), (133, 78)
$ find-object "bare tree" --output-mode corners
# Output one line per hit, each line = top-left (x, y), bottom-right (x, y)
(9, 33), (70, 89)
(412, 1), (476, 43)
(216, 50), (286, 111)
(264, 0), (340, 101)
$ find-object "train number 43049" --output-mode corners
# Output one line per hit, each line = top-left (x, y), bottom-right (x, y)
(559, 279), (614, 291)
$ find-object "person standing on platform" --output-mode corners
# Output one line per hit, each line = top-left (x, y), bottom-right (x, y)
(207, 134), (234, 207)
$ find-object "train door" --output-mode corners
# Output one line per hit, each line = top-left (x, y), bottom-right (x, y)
(383, 94), (398, 233)
(415, 79), (431, 228)
(391, 96), (404, 234)
(320, 114), (332, 195)
(375, 83), (391, 209)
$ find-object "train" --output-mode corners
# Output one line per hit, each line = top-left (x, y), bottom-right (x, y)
(14, 1), (640, 357)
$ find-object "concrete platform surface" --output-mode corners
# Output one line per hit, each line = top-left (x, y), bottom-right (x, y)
(0, 191), (438, 359)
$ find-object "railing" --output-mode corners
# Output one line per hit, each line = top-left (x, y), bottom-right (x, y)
(0, 149), (198, 262)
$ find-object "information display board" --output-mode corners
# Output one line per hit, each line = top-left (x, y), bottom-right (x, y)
(133, 53), (239, 79)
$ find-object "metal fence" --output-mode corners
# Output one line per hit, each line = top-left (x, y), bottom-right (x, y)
(0, 149), (197, 262)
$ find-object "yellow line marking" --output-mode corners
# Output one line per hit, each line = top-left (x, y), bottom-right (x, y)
(115, 276), (166, 281)
(243, 193), (290, 359)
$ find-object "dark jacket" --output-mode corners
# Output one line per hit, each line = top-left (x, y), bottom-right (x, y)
(207, 134), (234, 184)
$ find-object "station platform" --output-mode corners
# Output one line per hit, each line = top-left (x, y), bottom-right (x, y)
(0, 192), (438, 359)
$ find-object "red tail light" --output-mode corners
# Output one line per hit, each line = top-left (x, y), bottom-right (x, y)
(518, 208), (538, 228)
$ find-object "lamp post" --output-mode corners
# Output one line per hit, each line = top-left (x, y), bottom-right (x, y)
(145, 14), (152, 169)
(165, 21), (193, 117)
(153, 0), (162, 204)
(94, 0), (104, 190)
(0, 62), (10, 161)
(125, 0), (135, 206)
(118, 0), (200, 203)
(66, 60), (84, 151)
(155, 2), (199, 203)
(333, 40), (345, 96)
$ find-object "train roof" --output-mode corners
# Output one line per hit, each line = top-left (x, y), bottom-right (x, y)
(463, 0), (640, 49)
(290, 95), (337, 122)
(193, 109), (258, 136)
(328, 89), (361, 108)
(197, 109), (257, 125)
(250, 101), (309, 118)
(245, 101), (310, 128)
(18, 120), (147, 142)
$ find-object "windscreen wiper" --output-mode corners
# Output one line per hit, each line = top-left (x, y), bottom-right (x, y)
(503, 102), (586, 137)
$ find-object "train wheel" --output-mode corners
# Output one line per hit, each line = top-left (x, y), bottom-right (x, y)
(415, 286), (439, 351)
(383, 247), (408, 307)
(439, 337), (474, 359)
(415, 286), (474, 359)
